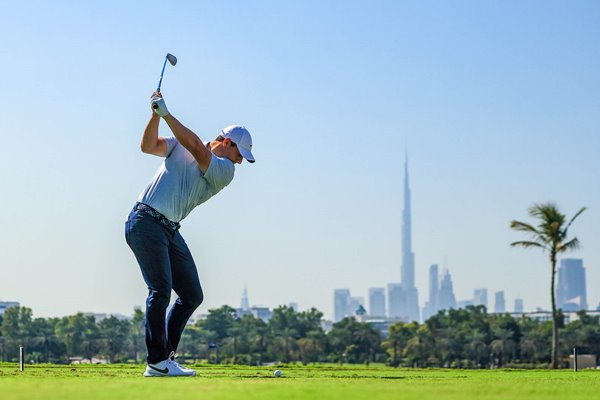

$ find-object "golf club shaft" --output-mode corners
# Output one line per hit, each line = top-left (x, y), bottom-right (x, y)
(156, 56), (169, 92)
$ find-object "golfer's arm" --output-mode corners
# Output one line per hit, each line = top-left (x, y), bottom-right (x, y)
(163, 114), (212, 172)
(141, 114), (168, 156)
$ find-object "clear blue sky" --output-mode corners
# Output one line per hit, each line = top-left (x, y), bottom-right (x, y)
(1, 1), (598, 319)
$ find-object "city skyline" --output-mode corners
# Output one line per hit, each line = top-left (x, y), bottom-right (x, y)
(331, 153), (594, 323)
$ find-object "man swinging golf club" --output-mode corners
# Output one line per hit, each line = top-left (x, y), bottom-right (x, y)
(125, 88), (255, 377)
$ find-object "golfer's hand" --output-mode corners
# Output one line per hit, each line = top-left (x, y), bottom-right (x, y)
(151, 92), (170, 118)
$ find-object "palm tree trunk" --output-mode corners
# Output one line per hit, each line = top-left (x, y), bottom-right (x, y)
(550, 252), (558, 369)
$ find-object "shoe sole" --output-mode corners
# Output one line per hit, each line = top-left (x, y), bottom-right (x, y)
(144, 370), (196, 377)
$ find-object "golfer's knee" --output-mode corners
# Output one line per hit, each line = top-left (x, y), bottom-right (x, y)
(148, 288), (170, 308)
(190, 290), (204, 309)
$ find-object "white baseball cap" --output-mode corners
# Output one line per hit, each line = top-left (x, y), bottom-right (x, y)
(221, 125), (255, 163)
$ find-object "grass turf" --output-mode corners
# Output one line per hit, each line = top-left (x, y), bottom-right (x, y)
(1, 363), (600, 400)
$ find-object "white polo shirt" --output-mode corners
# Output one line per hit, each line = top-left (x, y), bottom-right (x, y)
(137, 137), (235, 222)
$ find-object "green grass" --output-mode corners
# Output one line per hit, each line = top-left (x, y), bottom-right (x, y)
(1, 363), (600, 400)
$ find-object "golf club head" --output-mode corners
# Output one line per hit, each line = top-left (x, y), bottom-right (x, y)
(166, 53), (177, 66)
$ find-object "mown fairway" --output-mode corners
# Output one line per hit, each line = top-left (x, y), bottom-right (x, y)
(1, 363), (600, 400)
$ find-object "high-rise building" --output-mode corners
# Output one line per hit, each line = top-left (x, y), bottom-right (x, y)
(514, 298), (524, 313)
(494, 291), (505, 313)
(423, 264), (439, 321)
(473, 288), (488, 310)
(240, 287), (250, 311)
(334, 289), (352, 322)
(401, 157), (420, 322)
(369, 288), (386, 317)
(437, 271), (456, 311)
(557, 258), (588, 311)
(388, 283), (406, 320)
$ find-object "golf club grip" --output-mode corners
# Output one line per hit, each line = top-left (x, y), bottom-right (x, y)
(152, 102), (159, 110)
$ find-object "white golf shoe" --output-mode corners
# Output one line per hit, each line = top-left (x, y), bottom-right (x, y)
(143, 352), (196, 377)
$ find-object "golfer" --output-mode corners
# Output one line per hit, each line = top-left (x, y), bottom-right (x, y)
(125, 92), (255, 377)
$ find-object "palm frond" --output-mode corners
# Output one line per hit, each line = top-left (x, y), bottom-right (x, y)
(510, 241), (547, 250)
(557, 237), (580, 253)
(510, 220), (540, 234)
(565, 207), (587, 232)
(528, 202), (558, 220)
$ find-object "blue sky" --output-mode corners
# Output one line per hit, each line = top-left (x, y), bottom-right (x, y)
(1, 1), (599, 319)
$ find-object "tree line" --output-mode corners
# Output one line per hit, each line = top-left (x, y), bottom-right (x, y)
(1, 304), (598, 368)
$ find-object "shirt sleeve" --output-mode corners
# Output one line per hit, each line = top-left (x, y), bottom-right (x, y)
(203, 154), (235, 193)
(163, 136), (179, 158)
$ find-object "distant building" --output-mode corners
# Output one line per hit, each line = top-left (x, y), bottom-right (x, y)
(365, 318), (390, 338)
(437, 271), (456, 311)
(249, 306), (272, 322)
(494, 291), (506, 313)
(240, 287), (250, 312)
(334, 289), (352, 322)
(456, 300), (473, 309)
(354, 305), (367, 322)
(514, 298), (524, 313)
(509, 310), (600, 325)
(473, 288), (488, 310)
(83, 313), (129, 323)
(368, 288), (386, 317)
(423, 264), (440, 321)
(288, 302), (298, 312)
(387, 283), (406, 320)
(400, 157), (420, 323)
(0, 301), (20, 316)
(557, 258), (588, 311)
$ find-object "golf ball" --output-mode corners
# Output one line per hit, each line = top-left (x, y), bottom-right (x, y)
(274, 369), (282, 377)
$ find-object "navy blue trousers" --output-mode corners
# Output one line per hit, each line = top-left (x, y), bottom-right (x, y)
(125, 207), (203, 364)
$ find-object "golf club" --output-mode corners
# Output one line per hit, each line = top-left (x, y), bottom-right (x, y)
(153, 53), (177, 109)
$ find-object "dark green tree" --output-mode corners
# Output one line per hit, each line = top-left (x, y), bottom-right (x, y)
(0, 306), (33, 361)
(55, 313), (100, 361)
(201, 305), (237, 342)
(98, 316), (131, 362)
(29, 317), (63, 362)
(382, 321), (418, 366)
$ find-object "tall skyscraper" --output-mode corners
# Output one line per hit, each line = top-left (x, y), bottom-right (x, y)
(369, 288), (386, 317)
(401, 156), (420, 322)
(334, 289), (351, 322)
(473, 288), (488, 310)
(514, 298), (524, 313)
(557, 258), (588, 311)
(240, 287), (250, 311)
(437, 270), (456, 311)
(494, 291), (505, 313)
(388, 283), (406, 320)
(423, 264), (439, 321)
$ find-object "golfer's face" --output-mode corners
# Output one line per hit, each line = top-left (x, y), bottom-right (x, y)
(228, 142), (243, 164)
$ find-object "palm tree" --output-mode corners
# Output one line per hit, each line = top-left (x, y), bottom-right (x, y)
(510, 202), (586, 368)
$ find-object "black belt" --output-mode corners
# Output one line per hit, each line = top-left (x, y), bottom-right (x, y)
(134, 203), (181, 231)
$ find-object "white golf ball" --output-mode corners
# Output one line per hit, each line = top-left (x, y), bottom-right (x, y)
(274, 369), (282, 377)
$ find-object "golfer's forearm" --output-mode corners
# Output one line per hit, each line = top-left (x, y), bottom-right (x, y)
(163, 115), (201, 149)
(141, 114), (161, 153)
(163, 115), (211, 169)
